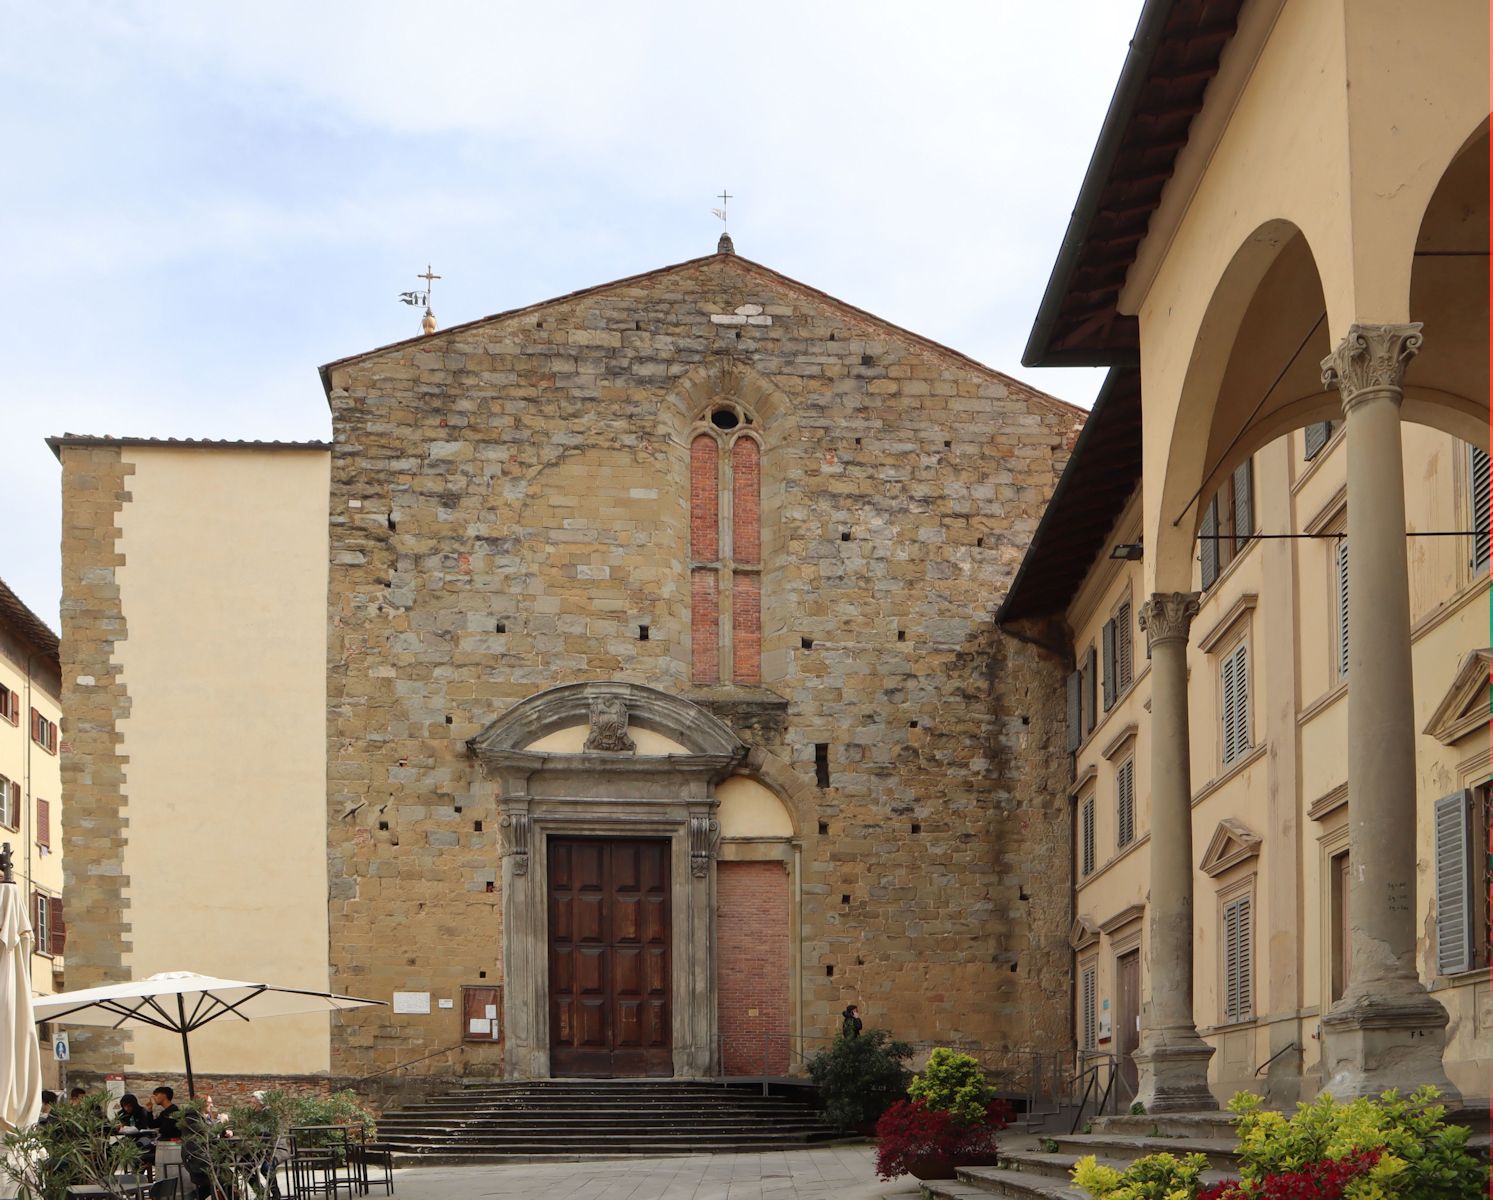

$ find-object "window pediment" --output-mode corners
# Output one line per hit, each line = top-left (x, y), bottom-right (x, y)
(1200, 818), (1262, 877)
(1070, 915), (1101, 951)
(1098, 903), (1144, 935)
(1423, 648), (1492, 747)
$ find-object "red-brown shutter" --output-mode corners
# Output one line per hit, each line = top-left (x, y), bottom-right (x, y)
(9, 782), (18, 830)
(36, 798), (49, 848)
(49, 896), (65, 957)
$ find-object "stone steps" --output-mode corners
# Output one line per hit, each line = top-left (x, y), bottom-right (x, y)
(372, 1079), (839, 1162)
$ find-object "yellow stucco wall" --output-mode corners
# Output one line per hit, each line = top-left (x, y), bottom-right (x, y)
(113, 449), (332, 1075)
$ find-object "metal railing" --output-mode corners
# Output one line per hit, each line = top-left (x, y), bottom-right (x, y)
(1254, 1041), (1301, 1077)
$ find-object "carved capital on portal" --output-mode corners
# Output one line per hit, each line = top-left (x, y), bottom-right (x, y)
(1321, 322), (1423, 413)
(1139, 592), (1201, 651)
(584, 695), (636, 753)
(500, 812), (530, 875)
(689, 814), (719, 878)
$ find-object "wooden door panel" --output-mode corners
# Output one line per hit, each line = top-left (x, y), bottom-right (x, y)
(549, 838), (672, 1076)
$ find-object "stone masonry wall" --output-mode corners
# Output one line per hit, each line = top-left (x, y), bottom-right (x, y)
(323, 251), (1081, 1076)
(57, 445), (135, 1072)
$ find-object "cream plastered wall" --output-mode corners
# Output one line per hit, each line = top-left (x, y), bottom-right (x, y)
(1129, 0), (1489, 590)
(0, 647), (63, 995)
(1069, 423), (1488, 1097)
(716, 776), (794, 840)
(114, 448), (331, 1075)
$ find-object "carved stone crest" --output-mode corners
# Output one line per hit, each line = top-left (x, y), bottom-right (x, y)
(584, 695), (636, 753)
(1138, 592), (1201, 650)
(1321, 322), (1423, 410)
(499, 812), (530, 875)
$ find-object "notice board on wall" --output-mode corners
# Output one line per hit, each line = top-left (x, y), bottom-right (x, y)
(462, 985), (502, 1043)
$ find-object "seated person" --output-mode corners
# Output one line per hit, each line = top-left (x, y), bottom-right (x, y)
(146, 1087), (182, 1141)
(68, 1087), (88, 1104)
(37, 1090), (58, 1125)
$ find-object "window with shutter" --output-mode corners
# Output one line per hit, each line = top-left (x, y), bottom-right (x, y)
(36, 798), (49, 848)
(1232, 461), (1253, 543)
(1304, 421), (1334, 461)
(48, 896), (65, 957)
(1115, 602), (1133, 691)
(1116, 759), (1135, 849)
(1199, 503), (1219, 589)
(1080, 962), (1097, 1051)
(1221, 641), (1250, 767)
(0, 775), (10, 828)
(1065, 672), (1082, 753)
(1102, 620), (1116, 711)
(0, 684), (16, 724)
(1083, 646), (1098, 735)
(1223, 893), (1253, 1022)
(1335, 539), (1350, 679)
(1434, 790), (1473, 976)
(7, 783), (16, 832)
(33, 891), (49, 952)
(1080, 795), (1095, 877)
(1470, 446), (1490, 576)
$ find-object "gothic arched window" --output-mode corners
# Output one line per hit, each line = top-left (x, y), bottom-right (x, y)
(690, 403), (762, 684)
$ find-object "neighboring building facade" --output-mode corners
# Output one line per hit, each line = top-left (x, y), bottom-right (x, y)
(1006, 373), (1489, 1105)
(55, 246), (1081, 1085)
(1008, 0), (1489, 1109)
(0, 578), (66, 1086)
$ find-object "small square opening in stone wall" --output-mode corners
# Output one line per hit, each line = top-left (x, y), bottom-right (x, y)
(638, 625), (650, 641)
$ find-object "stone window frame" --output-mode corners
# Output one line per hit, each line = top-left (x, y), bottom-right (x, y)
(1079, 955), (1099, 1052)
(1102, 591), (1135, 711)
(688, 402), (765, 686)
(1206, 607), (1252, 773)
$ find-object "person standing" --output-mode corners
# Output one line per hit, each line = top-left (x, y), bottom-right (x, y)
(841, 1004), (862, 1039)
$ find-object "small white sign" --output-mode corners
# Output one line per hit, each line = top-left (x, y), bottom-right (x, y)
(438, 999), (454, 1010)
(53, 1033), (70, 1062)
(468, 1018), (491, 1035)
(392, 991), (431, 1015)
(484, 1005), (497, 1020)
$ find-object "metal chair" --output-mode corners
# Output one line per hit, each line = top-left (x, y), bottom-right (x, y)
(350, 1144), (394, 1197)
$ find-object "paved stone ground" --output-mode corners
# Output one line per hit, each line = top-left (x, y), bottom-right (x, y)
(387, 1145), (922, 1200)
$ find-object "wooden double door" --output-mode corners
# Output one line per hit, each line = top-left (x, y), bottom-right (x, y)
(547, 838), (673, 1076)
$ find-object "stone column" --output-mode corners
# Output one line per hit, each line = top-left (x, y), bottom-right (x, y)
(1319, 323), (1460, 1103)
(1133, 592), (1216, 1112)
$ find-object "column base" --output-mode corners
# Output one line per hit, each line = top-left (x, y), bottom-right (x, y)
(1319, 987), (1461, 1105)
(1132, 1030), (1217, 1114)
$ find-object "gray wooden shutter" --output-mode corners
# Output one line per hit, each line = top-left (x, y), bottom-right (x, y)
(1081, 963), (1097, 1050)
(1102, 620), (1116, 711)
(1304, 421), (1332, 460)
(1435, 790), (1473, 976)
(1065, 671), (1082, 753)
(1221, 645), (1242, 765)
(1336, 539), (1350, 678)
(1083, 646), (1098, 735)
(1232, 460), (1254, 543)
(1224, 894), (1253, 1021)
(1116, 760), (1135, 848)
(1470, 446), (1490, 574)
(1200, 501), (1219, 588)
(1115, 602), (1133, 690)
(1081, 796), (1095, 877)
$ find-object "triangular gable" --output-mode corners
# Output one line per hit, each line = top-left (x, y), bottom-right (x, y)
(1423, 648), (1493, 747)
(1070, 915), (1100, 951)
(317, 250), (1081, 423)
(1200, 818), (1261, 877)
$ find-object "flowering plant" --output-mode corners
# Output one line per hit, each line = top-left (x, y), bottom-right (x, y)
(873, 1096), (1014, 1180)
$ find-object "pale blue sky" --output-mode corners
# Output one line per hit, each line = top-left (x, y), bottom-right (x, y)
(1, 1), (1144, 624)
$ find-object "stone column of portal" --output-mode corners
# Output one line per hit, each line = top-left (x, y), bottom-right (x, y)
(1319, 323), (1460, 1103)
(1133, 592), (1216, 1112)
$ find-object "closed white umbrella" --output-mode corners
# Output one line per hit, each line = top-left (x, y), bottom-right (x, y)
(33, 971), (383, 1098)
(0, 844), (43, 1133)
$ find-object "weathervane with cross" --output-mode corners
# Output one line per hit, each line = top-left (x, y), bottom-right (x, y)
(711, 190), (733, 232)
(399, 264), (442, 334)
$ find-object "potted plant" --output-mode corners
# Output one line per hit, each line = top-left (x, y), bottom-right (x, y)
(873, 1047), (1014, 1181)
(806, 1028), (913, 1134)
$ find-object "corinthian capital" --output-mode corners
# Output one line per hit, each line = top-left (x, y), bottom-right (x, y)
(1139, 592), (1201, 650)
(1320, 323), (1423, 412)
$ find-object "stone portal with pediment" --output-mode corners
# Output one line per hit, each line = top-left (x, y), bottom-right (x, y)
(468, 681), (746, 1079)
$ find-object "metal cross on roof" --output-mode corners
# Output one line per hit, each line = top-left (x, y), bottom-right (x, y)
(712, 190), (733, 231)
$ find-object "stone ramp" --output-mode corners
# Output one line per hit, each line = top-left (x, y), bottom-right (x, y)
(374, 1079), (842, 1164)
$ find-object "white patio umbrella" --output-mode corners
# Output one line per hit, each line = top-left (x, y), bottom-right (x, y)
(32, 971), (384, 1098)
(0, 847), (43, 1133)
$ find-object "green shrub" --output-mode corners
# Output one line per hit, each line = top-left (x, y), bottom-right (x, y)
(906, 1048), (993, 1124)
(806, 1029), (913, 1130)
(1073, 1151), (1211, 1200)
(1228, 1087), (1483, 1200)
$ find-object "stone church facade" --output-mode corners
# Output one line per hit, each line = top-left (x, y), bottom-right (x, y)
(55, 243), (1081, 1084)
